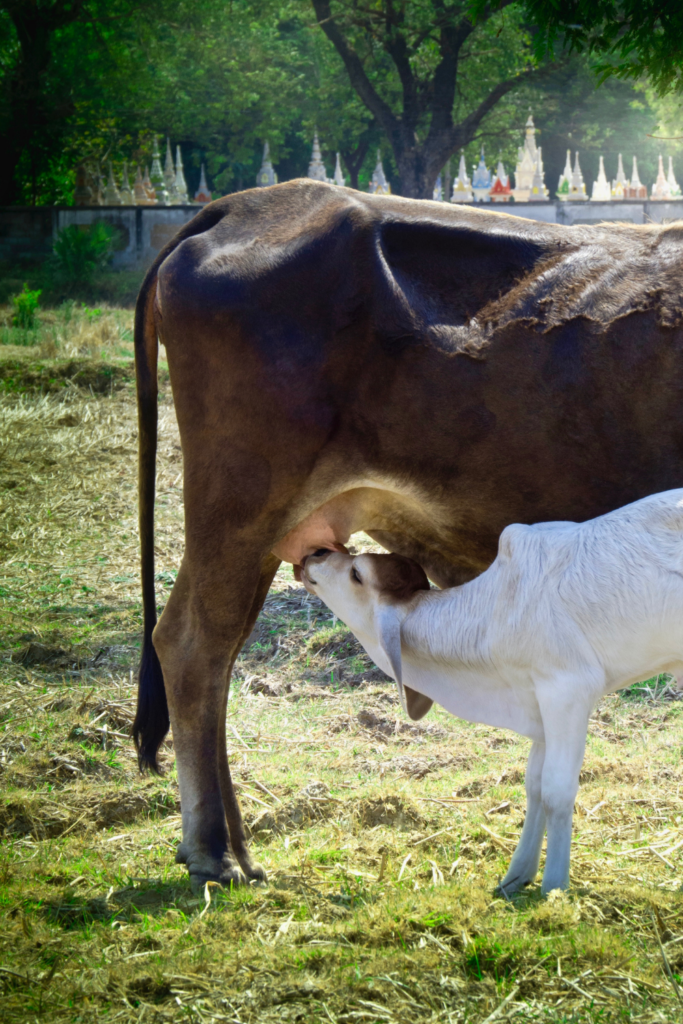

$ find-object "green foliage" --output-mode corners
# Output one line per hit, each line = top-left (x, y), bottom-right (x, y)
(510, 1), (683, 95)
(52, 224), (115, 283)
(11, 283), (41, 329)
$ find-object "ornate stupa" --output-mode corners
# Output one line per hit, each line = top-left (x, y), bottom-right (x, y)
(512, 114), (547, 202)
(530, 149), (548, 200)
(432, 174), (443, 201)
(651, 154), (672, 200)
(143, 165), (156, 204)
(591, 156), (611, 201)
(164, 138), (178, 203)
(451, 152), (473, 202)
(490, 159), (511, 202)
(472, 149), (491, 202)
(134, 165), (149, 204)
(611, 154), (629, 199)
(569, 152), (588, 200)
(368, 152), (391, 195)
(307, 132), (329, 182)
(119, 162), (134, 204)
(74, 164), (92, 206)
(556, 150), (572, 200)
(668, 156), (681, 198)
(174, 145), (188, 203)
(150, 137), (169, 205)
(256, 143), (277, 187)
(627, 157), (647, 199)
(103, 162), (122, 205)
(194, 164), (212, 204)
(333, 153), (345, 187)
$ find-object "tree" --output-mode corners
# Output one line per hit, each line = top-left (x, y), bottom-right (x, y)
(310, 0), (555, 197)
(510, 1), (683, 94)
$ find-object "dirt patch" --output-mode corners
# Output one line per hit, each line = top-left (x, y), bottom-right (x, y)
(0, 787), (178, 838)
(249, 781), (335, 837)
(357, 795), (424, 830)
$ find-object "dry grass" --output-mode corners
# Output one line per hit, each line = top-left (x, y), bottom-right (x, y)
(2, 324), (683, 1023)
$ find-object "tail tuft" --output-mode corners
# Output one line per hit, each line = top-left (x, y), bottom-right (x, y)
(132, 635), (169, 773)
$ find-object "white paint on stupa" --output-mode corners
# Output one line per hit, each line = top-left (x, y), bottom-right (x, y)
(628, 156), (647, 199)
(150, 137), (169, 205)
(174, 145), (189, 203)
(611, 153), (629, 199)
(134, 165), (148, 205)
(512, 115), (547, 202)
(556, 150), (572, 200)
(368, 151), (391, 194)
(472, 148), (491, 202)
(195, 164), (212, 203)
(119, 162), (134, 205)
(591, 156), (611, 201)
(569, 152), (588, 200)
(307, 132), (330, 182)
(164, 138), (179, 203)
(451, 152), (473, 202)
(256, 143), (277, 187)
(103, 161), (122, 205)
(651, 154), (672, 200)
(333, 153), (345, 187)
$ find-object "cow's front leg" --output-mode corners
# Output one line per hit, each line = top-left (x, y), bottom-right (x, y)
(153, 555), (275, 892)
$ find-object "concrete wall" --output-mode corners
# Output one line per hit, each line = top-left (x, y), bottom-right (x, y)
(2, 199), (683, 268)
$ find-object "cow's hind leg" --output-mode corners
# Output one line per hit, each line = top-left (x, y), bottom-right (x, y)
(153, 553), (278, 892)
(218, 554), (280, 881)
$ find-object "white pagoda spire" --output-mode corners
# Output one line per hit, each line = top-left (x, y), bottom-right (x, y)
(194, 164), (212, 204)
(256, 143), (277, 187)
(556, 150), (572, 200)
(451, 151), (473, 202)
(307, 131), (329, 182)
(651, 153), (672, 200)
(333, 153), (345, 187)
(119, 161), (134, 204)
(368, 151), (391, 194)
(103, 161), (122, 205)
(164, 138), (178, 202)
(174, 145), (188, 203)
(628, 156), (647, 199)
(149, 137), (168, 205)
(591, 155), (611, 201)
(612, 153), (629, 199)
(134, 165), (148, 205)
(569, 152), (587, 200)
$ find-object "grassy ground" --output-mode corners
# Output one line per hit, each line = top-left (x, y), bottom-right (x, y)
(2, 316), (683, 1023)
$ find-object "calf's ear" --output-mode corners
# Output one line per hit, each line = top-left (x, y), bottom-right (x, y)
(375, 604), (406, 714)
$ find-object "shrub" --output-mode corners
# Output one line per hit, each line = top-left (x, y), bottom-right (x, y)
(11, 283), (42, 329)
(52, 223), (115, 283)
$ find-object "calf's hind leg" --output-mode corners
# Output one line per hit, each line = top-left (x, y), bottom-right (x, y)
(153, 552), (277, 892)
(497, 740), (546, 896)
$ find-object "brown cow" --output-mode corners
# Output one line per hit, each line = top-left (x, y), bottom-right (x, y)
(133, 180), (683, 891)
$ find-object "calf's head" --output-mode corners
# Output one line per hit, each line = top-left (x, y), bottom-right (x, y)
(301, 550), (432, 719)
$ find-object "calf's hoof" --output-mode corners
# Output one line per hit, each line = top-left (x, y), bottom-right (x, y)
(176, 843), (256, 893)
(495, 874), (532, 898)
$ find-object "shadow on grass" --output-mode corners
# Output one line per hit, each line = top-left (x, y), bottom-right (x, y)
(38, 879), (195, 929)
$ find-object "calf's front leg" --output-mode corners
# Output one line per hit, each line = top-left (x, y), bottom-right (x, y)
(537, 679), (595, 894)
(497, 739), (546, 895)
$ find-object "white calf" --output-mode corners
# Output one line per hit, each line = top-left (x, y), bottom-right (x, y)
(299, 490), (683, 894)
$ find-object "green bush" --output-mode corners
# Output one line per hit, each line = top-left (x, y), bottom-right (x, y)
(11, 282), (42, 329)
(52, 223), (115, 283)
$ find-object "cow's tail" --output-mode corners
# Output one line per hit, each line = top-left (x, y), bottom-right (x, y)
(132, 262), (168, 773)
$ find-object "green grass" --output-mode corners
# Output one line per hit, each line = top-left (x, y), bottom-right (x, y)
(1, 331), (683, 1022)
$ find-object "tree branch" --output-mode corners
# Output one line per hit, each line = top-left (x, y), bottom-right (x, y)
(311, 0), (399, 138)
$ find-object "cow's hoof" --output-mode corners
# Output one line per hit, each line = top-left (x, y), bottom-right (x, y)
(494, 876), (531, 898)
(241, 859), (267, 885)
(188, 862), (247, 895)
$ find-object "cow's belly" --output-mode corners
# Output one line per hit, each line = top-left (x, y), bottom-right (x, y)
(271, 482), (453, 570)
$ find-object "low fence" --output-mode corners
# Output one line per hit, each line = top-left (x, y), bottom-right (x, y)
(2, 199), (683, 269)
